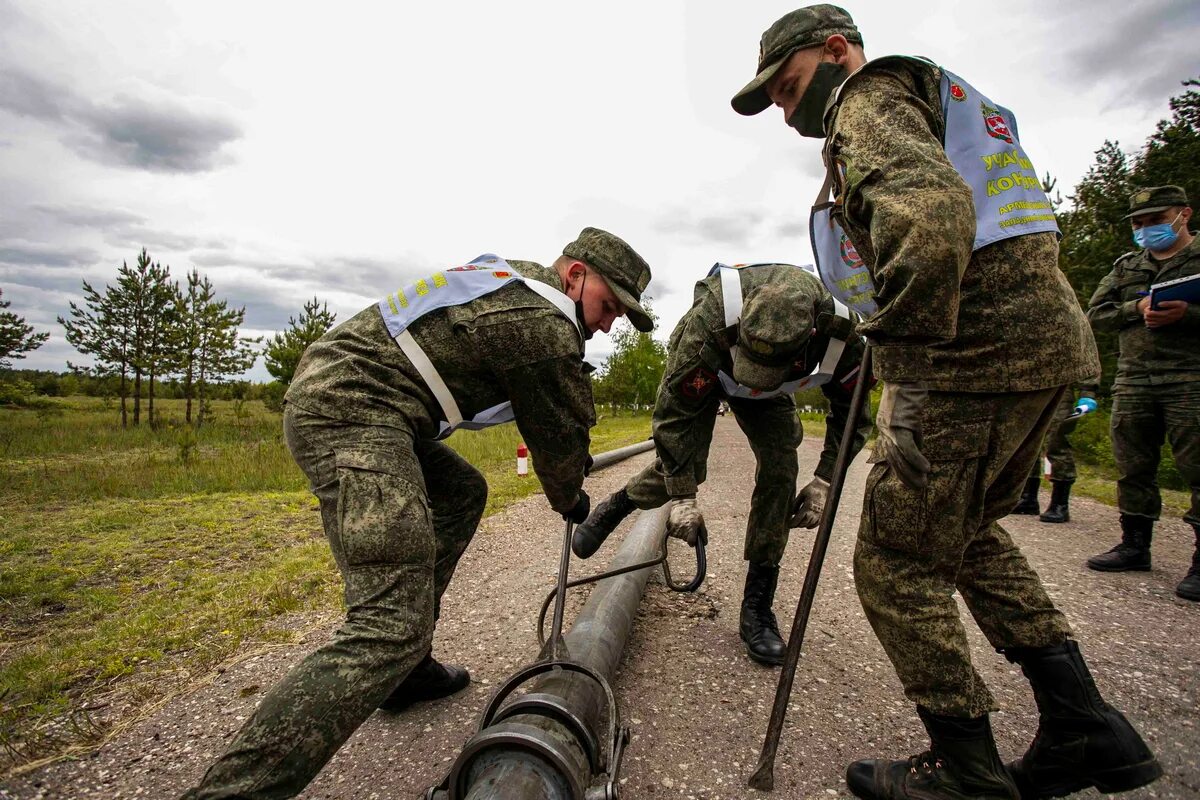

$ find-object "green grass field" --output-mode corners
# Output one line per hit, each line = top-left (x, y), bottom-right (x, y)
(0, 397), (651, 774)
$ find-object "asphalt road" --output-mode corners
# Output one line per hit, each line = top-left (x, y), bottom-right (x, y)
(3, 417), (1197, 799)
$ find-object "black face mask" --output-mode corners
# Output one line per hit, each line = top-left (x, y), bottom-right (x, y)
(786, 61), (848, 138)
(572, 272), (593, 341)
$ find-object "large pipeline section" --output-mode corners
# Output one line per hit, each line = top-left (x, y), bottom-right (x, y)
(428, 504), (670, 800)
(587, 439), (654, 472)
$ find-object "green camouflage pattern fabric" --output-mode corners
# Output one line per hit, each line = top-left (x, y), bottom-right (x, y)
(1110, 383), (1200, 525)
(623, 265), (870, 565)
(1027, 382), (1100, 483)
(1086, 236), (1200, 386)
(1124, 184), (1189, 218)
(824, 58), (1101, 391)
(855, 388), (1073, 718)
(184, 406), (487, 798)
(285, 260), (592, 513)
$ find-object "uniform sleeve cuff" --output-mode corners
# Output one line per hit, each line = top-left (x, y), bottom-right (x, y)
(869, 344), (933, 382)
(814, 459), (836, 482)
(1122, 300), (1143, 322)
(664, 474), (698, 497)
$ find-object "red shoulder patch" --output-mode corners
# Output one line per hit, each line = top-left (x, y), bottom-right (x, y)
(679, 367), (717, 399)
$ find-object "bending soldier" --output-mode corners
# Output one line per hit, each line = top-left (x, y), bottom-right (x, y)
(182, 228), (653, 800)
(572, 262), (870, 666)
(732, 6), (1159, 800)
(1085, 185), (1200, 602)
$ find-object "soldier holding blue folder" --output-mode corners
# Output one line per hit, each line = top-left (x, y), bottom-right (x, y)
(1085, 185), (1200, 602)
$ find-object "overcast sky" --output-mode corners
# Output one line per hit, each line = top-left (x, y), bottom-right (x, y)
(2, 0), (1197, 379)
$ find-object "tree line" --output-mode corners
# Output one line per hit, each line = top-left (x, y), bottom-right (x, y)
(0, 248), (338, 424)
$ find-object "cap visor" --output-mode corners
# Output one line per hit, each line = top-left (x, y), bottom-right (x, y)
(731, 58), (787, 116)
(1123, 205), (1173, 219)
(603, 278), (654, 333)
(732, 355), (789, 392)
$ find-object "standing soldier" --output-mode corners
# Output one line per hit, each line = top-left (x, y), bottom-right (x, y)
(572, 262), (870, 666)
(731, 6), (1160, 800)
(1011, 381), (1099, 523)
(1085, 186), (1200, 602)
(182, 228), (653, 800)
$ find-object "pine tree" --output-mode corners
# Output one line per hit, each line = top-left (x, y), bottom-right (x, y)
(173, 268), (260, 426)
(117, 249), (176, 426)
(0, 288), (50, 370)
(59, 278), (135, 426)
(263, 298), (337, 385)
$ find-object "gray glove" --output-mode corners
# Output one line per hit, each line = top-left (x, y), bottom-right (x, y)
(790, 476), (830, 528)
(875, 381), (931, 489)
(666, 496), (708, 547)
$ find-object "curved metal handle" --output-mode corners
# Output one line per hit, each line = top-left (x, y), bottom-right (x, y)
(662, 537), (706, 592)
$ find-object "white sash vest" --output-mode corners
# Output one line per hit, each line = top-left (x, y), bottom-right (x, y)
(708, 263), (850, 399)
(811, 58), (1060, 317)
(376, 253), (581, 439)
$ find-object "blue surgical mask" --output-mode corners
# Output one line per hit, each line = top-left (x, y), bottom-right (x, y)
(1132, 212), (1182, 251)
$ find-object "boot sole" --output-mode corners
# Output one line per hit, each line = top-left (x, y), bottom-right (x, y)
(1086, 562), (1151, 572)
(1038, 517), (1069, 523)
(743, 643), (785, 666)
(1027, 757), (1163, 798)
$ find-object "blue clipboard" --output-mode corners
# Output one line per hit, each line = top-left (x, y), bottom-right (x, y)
(1150, 273), (1200, 309)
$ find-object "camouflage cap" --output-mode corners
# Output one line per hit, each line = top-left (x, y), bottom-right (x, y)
(732, 282), (814, 391)
(731, 4), (862, 116)
(1124, 185), (1190, 219)
(563, 227), (653, 332)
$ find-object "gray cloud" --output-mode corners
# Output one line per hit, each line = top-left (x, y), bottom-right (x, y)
(0, 240), (100, 269)
(32, 204), (145, 229)
(0, 66), (71, 121)
(655, 207), (768, 246)
(73, 95), (241, 172)
(0, 65), (241, 173)
(1046, 0), (1200, 106)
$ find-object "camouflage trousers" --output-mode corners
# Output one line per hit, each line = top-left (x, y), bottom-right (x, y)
(1027, 390), (1079, 482)
(1111, 382), (1200, 526)
(183, 405), (487, 799)
(625, 395), (800, 565)
(855, 387), (1073, 718)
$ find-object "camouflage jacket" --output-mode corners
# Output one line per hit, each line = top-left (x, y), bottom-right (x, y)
(1086, 235), (1200, 386)
(823, 57), (1100, 391)
(653, 265), (871, 496)
(285, 261), (593, 513)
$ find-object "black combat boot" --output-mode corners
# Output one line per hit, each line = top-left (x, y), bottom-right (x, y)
(846, 707), (1018, 800)
(571, 488), (635, 559)
(379, 651), (470, 712)
(1012, 476), (1041, 515)
(1005, 640), (1161, 799)
(1176, 525), (1200, 602)
(1086, 514), (1152, 571)
(1038, 480), (1072, 524)
(739, 562), (786, 665)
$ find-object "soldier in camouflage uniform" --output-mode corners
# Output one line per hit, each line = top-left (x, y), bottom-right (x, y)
(1085, 186), (1200, 602)
(182, 228), (653, 800)
(572, 263), (870, 666)
(1010, 380), (1100, 523)
(733, 6), (1159, 800)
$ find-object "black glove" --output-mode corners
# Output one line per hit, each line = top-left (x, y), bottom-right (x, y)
(583, 455), (594, 477)
(564, 490), (590, 524)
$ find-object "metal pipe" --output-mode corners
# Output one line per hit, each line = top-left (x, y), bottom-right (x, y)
(432, 505), (669, 800)
(588, 439), (654, 472)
